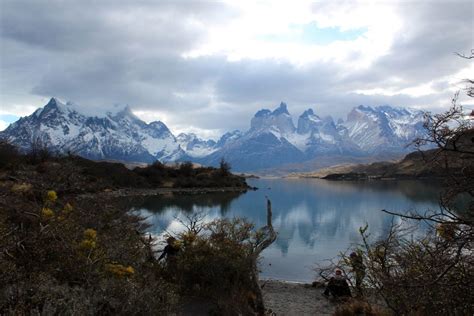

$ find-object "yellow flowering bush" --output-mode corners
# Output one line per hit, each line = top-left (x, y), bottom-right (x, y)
(39, 191), (58, 220)
(11, 183), (32, 193)
(105, 263), (135, 278)
(84, 228), (97, 240)
(41, 207), (54, 219)
(80, 228), (98, 249)
(62, 202), (73, 213)
(46, 190), (57, 202)
(80, 239), (97, 249)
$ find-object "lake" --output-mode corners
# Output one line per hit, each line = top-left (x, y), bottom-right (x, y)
(130, 178), (443, 282)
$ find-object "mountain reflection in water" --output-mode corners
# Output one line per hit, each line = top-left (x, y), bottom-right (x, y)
(130, 179), (442, 282)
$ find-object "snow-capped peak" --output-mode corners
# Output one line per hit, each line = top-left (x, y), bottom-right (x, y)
(110, 105), (143, 122)
(272, 102), (290, 116)
(44, 97), (68, 112)
(49, 98), (133, 119)
(176, 132), (217, 158)
(343, 104), (426, 152)
(149, 121), (171, 132)
(1, 99), (430, 171)
(297, 108), (323, 134)
(300, 108), (315, 117)
(47, 97), (61, 107)
(250, 102), (296, 136)
(0, 98), (185, 163)
(356, 104), (373, 112)
(216, 130), (243, 147)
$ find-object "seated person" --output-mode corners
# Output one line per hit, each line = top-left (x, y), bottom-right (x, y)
(323, 269), (351, 298)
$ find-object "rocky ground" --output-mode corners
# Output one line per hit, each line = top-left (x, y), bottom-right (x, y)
(261, 280), (389, 316)
(176, 281), (339, 316)
(261, 280), (337, 316)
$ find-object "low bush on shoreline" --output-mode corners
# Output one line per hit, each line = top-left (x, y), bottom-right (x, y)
(0, 141), (248, 194)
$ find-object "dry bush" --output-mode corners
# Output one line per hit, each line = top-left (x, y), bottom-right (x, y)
(26, 137), (53, 164)
(166, 203), (276, 315)
(174, 218), (255, 314)
(335, 53), (474, 315)
(355, 222), (473, 315)
(0, 140), (21, 168)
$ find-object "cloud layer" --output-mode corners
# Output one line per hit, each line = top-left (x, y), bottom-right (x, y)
(1, 0), (472, 137)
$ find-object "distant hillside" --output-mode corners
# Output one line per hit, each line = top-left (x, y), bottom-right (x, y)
(255, 152), (405, 177)
(294, 146), (473, 180)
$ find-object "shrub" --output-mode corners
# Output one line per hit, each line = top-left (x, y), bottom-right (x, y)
(0, 140), (20, 169)
(158, 201), (276, 315)
(334, 300), (390, 316)
(26, 137), (52, 164)
(219, 157), (231, 176)
(179, 161), (194, 177)
(173, 218), (259, 315)
(0, 189), (177, 314)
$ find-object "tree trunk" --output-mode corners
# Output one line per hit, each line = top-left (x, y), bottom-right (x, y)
(250, 197), (277, 315)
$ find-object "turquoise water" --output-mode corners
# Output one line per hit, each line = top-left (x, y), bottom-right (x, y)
(131, 179), (442, 282)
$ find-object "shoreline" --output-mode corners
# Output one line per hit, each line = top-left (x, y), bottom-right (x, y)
(261, 278), (309, 284)
(260, 280), (386, 316)
(260, 279), (336, 316)
(78, 186), (254, 199)
(288, 175), (445, 181)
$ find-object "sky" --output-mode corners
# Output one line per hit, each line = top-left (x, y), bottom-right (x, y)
(0, 0), (473, 138)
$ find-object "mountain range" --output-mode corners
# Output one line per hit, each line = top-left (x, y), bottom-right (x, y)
(0, 98), (427, 171)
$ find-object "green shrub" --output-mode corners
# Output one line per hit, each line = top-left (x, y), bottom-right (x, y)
(170, 217), (265, 315)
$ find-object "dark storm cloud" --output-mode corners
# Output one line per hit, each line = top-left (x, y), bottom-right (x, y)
(0, 0), (472, 135)
(0, 1), (232, 110)
(1, 1), (231, 52)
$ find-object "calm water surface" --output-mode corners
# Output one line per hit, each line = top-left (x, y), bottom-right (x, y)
(131, 179), (442, 282)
